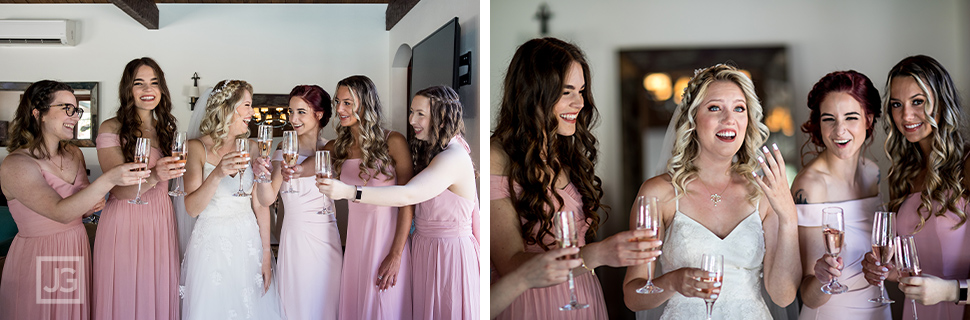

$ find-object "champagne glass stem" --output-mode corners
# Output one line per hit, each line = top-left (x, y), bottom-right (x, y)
(238, 172), (244, 194)
(705, 301), (714, 320)
(134, 178), (143, 202)
(911, 299), (918, 319)
(567, 271), (578, 306)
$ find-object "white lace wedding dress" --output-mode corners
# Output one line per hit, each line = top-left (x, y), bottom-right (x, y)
(180, 162), (283, 320)
(658, 194), (772, 320)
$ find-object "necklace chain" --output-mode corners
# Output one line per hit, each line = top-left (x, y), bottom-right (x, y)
(696, 177), (730, 207)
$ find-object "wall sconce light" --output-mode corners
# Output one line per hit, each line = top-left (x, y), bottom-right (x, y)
(189, 72), (201, 110)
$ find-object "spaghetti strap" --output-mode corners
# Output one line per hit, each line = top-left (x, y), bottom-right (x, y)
(673, 184), (680, 212)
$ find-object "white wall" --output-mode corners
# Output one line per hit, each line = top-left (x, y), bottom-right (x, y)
(0, 3), (390, 178)
(491, 0), (968, 235)
(388, 0), (482, 168)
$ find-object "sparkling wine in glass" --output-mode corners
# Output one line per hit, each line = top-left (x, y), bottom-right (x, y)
(555, 210), (589, 311)
(315, 150), (336, 215)
(128, 137), (150, 205)
(700, 253), (723, 320)
(255, 125), (273, 183)
(231, 138), (251, 197)
(168, 132), (187, 197)
(895, 235), (921, 319)
(280, 130), (299, 194)
(821, 207), (848, 294)
(869, 211), (896, 304)
(634, 196), (663, 294)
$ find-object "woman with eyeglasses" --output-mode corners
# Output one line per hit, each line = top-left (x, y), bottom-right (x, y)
(0, 80), (148, 320)
(92, 57), (185, 319)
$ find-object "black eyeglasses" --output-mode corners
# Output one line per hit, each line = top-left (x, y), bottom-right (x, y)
(50, 103), (83, 117)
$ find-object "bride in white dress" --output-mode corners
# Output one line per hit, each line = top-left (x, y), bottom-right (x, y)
(180, 80), (283, 320)
(622, 65), (801, 320)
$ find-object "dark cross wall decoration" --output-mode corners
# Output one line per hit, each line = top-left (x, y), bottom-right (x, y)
(535, 3), (553, 36)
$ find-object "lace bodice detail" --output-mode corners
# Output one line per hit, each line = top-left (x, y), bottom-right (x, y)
(659, 197), (770, 320)
(197, 162), (254, 219)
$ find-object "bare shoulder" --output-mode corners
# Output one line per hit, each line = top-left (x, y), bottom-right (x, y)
(638, 174), (676, 205)
(489, 139), (509, 175)
(0, 152), (39, 180)
(100, 117), (120, 134)
(791, 161), (828, 204)
(386, 130), (407, 146)
(323, 140), (335, 152)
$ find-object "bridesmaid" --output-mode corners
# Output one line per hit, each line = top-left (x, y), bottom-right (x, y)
(0, 80), (147, 320)
(862, 55), (970, 319)
(490, 37), (659, 320)
(324, 75), (414, 320)
(792, 71), (888, 319)
(318, 85), (479, 319)
(262, 84), (342, 320)
(92, 57), (184, 320)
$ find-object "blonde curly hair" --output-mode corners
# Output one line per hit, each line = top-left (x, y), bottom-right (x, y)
(332, 75), (395, 182)
(883, 55), (967, 232)
(667, 64), (769, 204)
(199, 79), (253, 151)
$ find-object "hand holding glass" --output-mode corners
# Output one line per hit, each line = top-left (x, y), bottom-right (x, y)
(700, 253), (723, 320)
(555, 210), (589, 311)
(315, 150), (335, 215)
(168, 132), (187, 197)
(820, 207), (848, 294)
(255, 125), (273, 183)
(869, 211), (896, 304)
(281, 130), (299, 194)
(634, 196), (663, 294)
(128, 137), (150, 205)
(231, 138), (251, 197)
(895, 235), (921, 319)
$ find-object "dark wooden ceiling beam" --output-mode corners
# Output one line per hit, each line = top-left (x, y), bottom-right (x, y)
(111, 0), (159, 29)
(385, 0), (417, 31)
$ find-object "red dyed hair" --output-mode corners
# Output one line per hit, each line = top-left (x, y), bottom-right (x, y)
(801, 70), (882, 155)
(289, 85), (332, 129)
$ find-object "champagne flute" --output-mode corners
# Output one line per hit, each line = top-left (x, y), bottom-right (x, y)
(315, 150), (335, 215)
(869, 211), (896, 304)
(231, 138), (251, 197)
(280, 130), (299, 194)
(255, 125), (273, 183)
(168, 132), (187, 197)
(128, 137), (150, 205)
(554, 210), (589, 311)
(821, 207), (848, 294)
(700, 253), (723, 320)
(635, 196), (663, 294)
(895, 235), (921, 319)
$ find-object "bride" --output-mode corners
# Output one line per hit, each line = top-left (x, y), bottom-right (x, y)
(622, 64), (801, 319)
(179, 79), (283, 319)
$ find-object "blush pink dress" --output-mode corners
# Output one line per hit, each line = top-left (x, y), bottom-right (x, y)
(0, 160), (91, 320)
(490, 175), (608, 320)
(276, 153), (343, 320)
(411, 137), (480, 320)
(896, 192), (970, 320)
(91, 133), (180, 320)
(338, 159), (413, 320)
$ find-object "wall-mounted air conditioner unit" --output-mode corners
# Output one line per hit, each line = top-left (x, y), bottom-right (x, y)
(0, 20), (76, 46)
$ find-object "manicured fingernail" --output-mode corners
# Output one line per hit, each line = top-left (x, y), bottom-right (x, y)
(751, 171), (758, 177)
(757, 157), (764, 163)
(713, 282), (721, 287)
(881, 268), (888, 272)
(762, 146), (770, 153)
(874, 261), (880, 266)
(772, 143), (778, 151)
(708, 272), (716, 277)
(710, 294), (718, 299)
(657, 250), (662, 255)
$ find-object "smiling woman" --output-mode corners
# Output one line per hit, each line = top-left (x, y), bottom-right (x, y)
(0, 81), (99, 147)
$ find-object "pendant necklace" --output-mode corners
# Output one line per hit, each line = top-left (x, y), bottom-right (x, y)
(697, 177), (730, 207)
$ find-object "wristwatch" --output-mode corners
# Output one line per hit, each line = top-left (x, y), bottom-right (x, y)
(957, 279), (968, 305)
(353, 185), (363, 203)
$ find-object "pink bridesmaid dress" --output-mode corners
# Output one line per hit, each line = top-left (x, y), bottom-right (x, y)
(91, 133), (180, 320)
(896, 193), (970, 320)
(411, 137), (480, 320)
(490, 175), (608, 320)
(0, 161), (92, 320)
(277, 153), (343, 320)
(337, 159), (413, 320)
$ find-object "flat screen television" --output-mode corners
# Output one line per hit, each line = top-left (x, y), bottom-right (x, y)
(409, 17), (460, 106)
